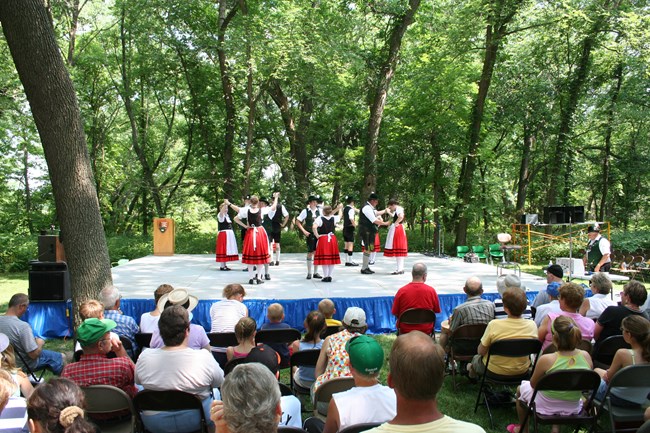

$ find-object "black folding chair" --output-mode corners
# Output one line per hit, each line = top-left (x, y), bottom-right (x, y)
(133, 390), (208, 433)
(207, 332), (239, 369)
(134, 332), (152, 359)
(289, 349), (321, 410)
(474, 338), (542, 428)
(321, 326), (341, 339)
(592, 335), (630, 369)
(595, 364), (650, 433)
(447, 323), (487, 390)
(15, 348), (49, 385)
(255, 328), (301, 369)
(223, 357), (248, 376)
(338, 422), (382, 433)
(519, 370), (601, 433)
(397, 308), (436, 338)
(119, 335), (136, 362)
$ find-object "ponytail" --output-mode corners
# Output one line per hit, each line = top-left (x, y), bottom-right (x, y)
(303, 311), (325, 343)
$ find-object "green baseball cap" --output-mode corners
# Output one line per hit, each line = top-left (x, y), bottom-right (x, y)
(77, 318), (116, 346)
(346, 335), (384, 375)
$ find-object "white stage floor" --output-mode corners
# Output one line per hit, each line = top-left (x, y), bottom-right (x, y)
(112, 254), (547, 300)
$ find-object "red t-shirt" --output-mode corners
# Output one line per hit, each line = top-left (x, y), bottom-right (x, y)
(392, 282), (441, 334)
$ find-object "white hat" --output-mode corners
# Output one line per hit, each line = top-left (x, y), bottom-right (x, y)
(0, 333), (8, 353)
(343, 307), (367, 328)
(157, 288), (199, 314)
(496, 274), (524, 296)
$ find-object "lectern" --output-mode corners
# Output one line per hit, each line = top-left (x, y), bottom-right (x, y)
(153, 218), (175, 256)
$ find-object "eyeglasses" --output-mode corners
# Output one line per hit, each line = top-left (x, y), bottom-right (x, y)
(98, 339), (111, 345)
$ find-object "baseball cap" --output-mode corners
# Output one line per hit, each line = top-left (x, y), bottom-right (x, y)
(546, 281), (562, 298)
(244, 344), (280, 377)
(346, 335), (384, 375)
(77, 318), (116, 346)
(343, 307), (367, 328)
(546, 264), (563, 279)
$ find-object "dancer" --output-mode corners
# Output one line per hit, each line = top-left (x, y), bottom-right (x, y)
(313, 204), (343, 282)
(232, 194), (273, 284)
(359, 193), (389, 274)
(296, 195), (322, 280)
(227, 195), (251, 272)
(215, 202), (239, 270)
(342, 195), (359, 266)
(267, 195), (289, 266)
(384, 199), (408, 274)
(258, 197), (273, 281)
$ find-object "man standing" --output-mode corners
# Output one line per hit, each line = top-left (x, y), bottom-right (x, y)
(359, 192), (389, 274)
(267, 194), (289, 266)
(342, 195), (359, 267)
(392, 263), (441, 335)
(62, 318), (137, 398)
(100, 286), (139, 352)
(0, 293), (65, 374)
(365, 332), (485, 433)
(584, 224), (611, 272)
(531, 264), (564, 309)
(296, 195), (322, 280)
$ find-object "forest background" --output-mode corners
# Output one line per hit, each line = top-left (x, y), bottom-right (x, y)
(1, 0), (649, 273)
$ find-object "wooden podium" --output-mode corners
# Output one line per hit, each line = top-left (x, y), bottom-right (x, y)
(153, 218), (175, 256)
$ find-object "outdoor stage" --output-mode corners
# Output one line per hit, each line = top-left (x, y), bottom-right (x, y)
(27, 253), (552, 338)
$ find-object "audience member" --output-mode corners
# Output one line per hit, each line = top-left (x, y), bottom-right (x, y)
(594, 280), (649, 351)
(533, 282), (562, 326)
(0, 293), (65, 375)
(365, 331), (485, 433)
(260, 303), (292, 366)
(304, 335), (396, 433)
(0, 369), (15, 412)
(0, 368), (27, 431)
(509, 316), (592, 433)
(135, 305), (224, 432)
(242, 345), (302, 429)
(27, 377), (97, 433)
(595, 315), (650, 405)
(291, 311), (326, 389)
(62, 318), (137, 398)
(139, 284), (174, 333)
(391, 263), (441, 334)
(149, 288), (210, 350)
(210, 363), (281, 433)
(318, 299), (341, 328)
(226, 317), (257, 362)
(313, 307), (368, 392)
(538, 282), (595, 351)
(100, 286), (139, 351)
(494, 275), (532, 319)
(469, 288), (538, 379)
(532, 264), (564, 309)
(210, 284), (248, 333)
(74, 300), (120, 352)
(0, 332), (34, 398)
(579, 273), (616, 319)
(439, 277), (494, 351)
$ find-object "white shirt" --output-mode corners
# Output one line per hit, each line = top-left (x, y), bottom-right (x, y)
(585, 293), (617, 319)
(279, 395), (302, 428)
(534, 300), (562, 326)
(333, 384), (396, 430)
(589, 235), (611, 258)
(236, 206), (251, 219)
(297, 206), (319, 223)
(139, 313), (160, 333)
(209, 300), (248, 333)
(268, 205), (289, 219)
(217, 213), (232, 224)
(362, 203), (378, 224)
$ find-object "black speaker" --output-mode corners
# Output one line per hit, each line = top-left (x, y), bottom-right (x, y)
(28, 261), (70, 302)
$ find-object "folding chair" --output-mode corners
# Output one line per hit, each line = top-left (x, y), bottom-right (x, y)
(207, 332), (239, 369)
(488, 243), (504, 264)
(14, 349), (49, 385)
(592, 335), (630, 369)
(289, 349), (321, 405)
(321, 326), (341, 339)
(456, 245), (470, 258)
(223, 357), (248, 376)
(82, 385), (135, 433)
(595, 364), (650, 433)
(447, 323), (487, 390)
(397, 308), (436, 337)
(474, 338), (542, 428)
(133, 390), (208, 433)
(519, 369), (601, 433)
(472, 246), (488, 263)
(134, 332), (152, 359)
(338, 422), (382, 433)
(312, 377), (355, 419)
(255, 328), (301, 369)
(119, 335), (136, 362)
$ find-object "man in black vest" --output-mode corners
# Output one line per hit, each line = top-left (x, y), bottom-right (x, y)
(359, 193), (389, 274)
(584, 224), (611, 272)
(266, 194), (289, 266)
(342, 195), (359, 266)
(296, 195), (323, 279)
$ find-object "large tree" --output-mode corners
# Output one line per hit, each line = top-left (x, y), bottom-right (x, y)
(0, 0), (112, 314)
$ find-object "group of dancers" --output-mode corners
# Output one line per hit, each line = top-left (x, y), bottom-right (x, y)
(214, 192), (408, 284)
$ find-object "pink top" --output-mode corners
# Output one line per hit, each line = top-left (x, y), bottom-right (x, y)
(542, 312), (595, 351)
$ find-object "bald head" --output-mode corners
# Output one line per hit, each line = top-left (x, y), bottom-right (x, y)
(411, 263), (427, 281)
(464, 277), (483, 296)
(389, 331), (445, 400)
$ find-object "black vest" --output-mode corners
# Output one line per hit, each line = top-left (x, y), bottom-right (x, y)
(359, 203), (377, 233)
(271, 204), (284, 231)
(247, 209), (262, 227)
(317, 217), (336, 235)
(304, 207), (320, 229)
(218, 216), (232, 231)
(343, 206), (354, 228)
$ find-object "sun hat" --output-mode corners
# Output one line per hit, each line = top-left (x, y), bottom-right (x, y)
(346, 335), (384, 375)
(343, 307), (367, 328)
(157, 288), (199, 314)
(77, 318), (116, 346)
(0, 333), (9, 353)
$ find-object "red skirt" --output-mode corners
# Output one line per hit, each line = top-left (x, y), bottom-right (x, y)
(314, 233), (341, 265)
(241, 227), (270, 264)
(384, 224), (408, 257)
(215, 230), (239, 262)
(362, 232), (381, 252)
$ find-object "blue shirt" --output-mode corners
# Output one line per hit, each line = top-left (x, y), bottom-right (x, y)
(104, 310), (140, 351)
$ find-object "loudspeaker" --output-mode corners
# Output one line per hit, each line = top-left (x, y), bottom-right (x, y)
(28, 261), (70, 302)
(38, 235), (66, 262)
(544, 206), (585, 224)
(520, 213), (539, 225)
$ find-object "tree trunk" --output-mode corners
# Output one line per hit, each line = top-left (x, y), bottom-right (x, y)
(362, 0), (421, 199)
(516, 120), (535, 216)
(0, 0), (112, 321)
(22, 140), (34, 234)
(599, 61), (623, 221)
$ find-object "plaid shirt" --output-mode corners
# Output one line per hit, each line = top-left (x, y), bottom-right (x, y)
(62, 353), (137, 398)
(450, 295), (495, 332)
(104, 310), (139, 351)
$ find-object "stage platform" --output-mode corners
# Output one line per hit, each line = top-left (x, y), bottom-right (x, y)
(27, 253), (554, 338)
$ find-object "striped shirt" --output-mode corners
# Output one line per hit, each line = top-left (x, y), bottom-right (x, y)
(449, 296), (495, 332)
(494, 298), (533, 320)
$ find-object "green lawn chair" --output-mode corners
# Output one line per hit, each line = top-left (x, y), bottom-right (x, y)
(456, 246), (470, 258)
(488, 244), (504, 264)
(472, 246), (488, 263)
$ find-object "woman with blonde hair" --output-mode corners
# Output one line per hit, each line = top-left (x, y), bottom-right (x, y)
(0, 333), (33, 398)
(226, 317), (257, 361)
